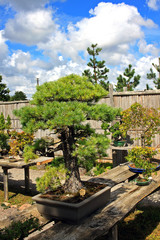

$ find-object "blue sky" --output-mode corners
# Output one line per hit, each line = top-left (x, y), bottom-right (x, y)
(0, 0), (160, 98)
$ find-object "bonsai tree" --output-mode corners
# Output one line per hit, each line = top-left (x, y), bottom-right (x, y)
(120, 102), (160, 147)
(14, 74), (120, 193)
(126, 146), (158, 179)
(109, 121), (126, 146)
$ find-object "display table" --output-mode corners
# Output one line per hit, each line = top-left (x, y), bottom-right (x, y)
(0, 156), (53, 201)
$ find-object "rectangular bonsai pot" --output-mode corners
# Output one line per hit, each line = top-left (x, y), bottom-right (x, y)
(32, 185), (110, 224)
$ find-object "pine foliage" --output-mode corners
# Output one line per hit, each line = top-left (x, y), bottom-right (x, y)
(14, 74), (120, 193)
(83, 44), (110, 90)
(115, 64), (140, 91)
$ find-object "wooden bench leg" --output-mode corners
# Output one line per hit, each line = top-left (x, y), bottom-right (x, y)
(3, 167), (9, 201)
(24, 167), (30, 193)
(111, 225), (118, 240)
(108, 224), (118, 240)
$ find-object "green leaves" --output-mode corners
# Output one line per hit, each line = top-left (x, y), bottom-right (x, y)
(73, 134), (110, 171)
(125, 146), (158, 177)
(120, 102), (160, 146)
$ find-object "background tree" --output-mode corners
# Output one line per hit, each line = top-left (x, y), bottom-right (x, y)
(0, 75), (10, 101)
(115, 64), (141, 91)
(10, 91), (27, 101)
(14, 74), (120, 193)
(147, 58), (160, 89)
(82, 44), (110, 90)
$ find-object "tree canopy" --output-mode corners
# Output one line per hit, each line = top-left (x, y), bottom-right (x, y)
(0, 75), (10, 101)
(10, 91), (27, 101)
(147, 58), (160, 89)
(115, 64), (140, 91)
(14, 74), (120, 193)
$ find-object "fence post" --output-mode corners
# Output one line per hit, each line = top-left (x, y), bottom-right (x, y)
(109, 84), (114, 107)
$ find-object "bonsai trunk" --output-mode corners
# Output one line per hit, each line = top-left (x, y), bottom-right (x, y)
(61, 127), (83, 194)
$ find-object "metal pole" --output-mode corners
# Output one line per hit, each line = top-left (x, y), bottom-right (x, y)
(37, 78), (39, 86)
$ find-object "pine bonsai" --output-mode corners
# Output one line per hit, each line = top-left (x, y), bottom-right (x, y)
(14, 74), (120, 193)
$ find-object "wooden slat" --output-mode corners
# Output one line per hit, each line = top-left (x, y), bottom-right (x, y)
(36, 158), (53, 165)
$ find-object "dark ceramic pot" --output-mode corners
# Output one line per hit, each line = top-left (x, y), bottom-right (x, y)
(32, 184), (111, 224)
(128, 163), (160, 174)
(135, 177), (151, 186)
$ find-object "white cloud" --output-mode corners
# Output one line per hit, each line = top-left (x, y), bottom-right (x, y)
(0, 2), (159, 98)
(2, 49), (85, 98)
(147, 0), (160, 10)
(38, 2), (157, 65)
(0, 30), (8, 62)
(4, 9), (58, 45)
(138, 39), (159, 56)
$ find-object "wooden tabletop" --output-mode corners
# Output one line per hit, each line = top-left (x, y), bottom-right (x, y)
(0, 156), (53, 169)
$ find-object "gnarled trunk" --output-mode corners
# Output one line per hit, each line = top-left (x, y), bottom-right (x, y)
(61, 126), (83, 193)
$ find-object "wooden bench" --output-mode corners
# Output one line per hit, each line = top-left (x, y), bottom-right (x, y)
(28, 163), (160, 240)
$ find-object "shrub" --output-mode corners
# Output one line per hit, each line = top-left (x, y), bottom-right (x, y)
(0, 216), (40, 240)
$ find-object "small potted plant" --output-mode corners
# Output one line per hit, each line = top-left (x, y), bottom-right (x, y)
(109, 121), (126, 147)
(125, 146), (159, 185)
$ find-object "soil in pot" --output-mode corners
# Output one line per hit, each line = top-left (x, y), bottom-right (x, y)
(40, 181), (107, 203)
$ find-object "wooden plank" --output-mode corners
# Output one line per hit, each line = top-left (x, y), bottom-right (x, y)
(36, 158), (53, 165)
(88, 166), (136, 187)
(30, 170), (160, 240)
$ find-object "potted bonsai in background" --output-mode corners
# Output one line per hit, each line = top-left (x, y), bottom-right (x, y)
(120, 102), (160, 184)
(125, 146), (159, 185)
(120, 102), (160, 147)
(109, 121), (126, 147)
(14, 74), (120, 223)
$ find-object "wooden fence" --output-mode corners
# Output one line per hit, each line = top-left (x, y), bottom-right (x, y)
(0, 88), (160, 146)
